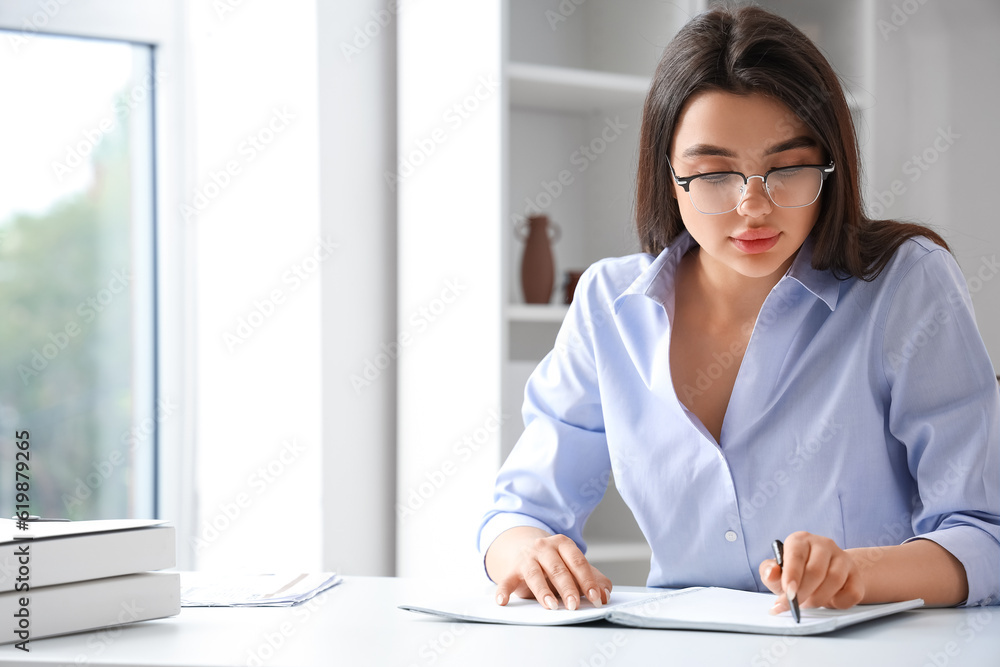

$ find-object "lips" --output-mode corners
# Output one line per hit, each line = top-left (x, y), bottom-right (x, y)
(730, 229), (779, 254)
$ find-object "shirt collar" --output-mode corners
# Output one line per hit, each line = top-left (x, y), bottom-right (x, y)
(614, 230), (842, 314)
(784, 234), (841, 311)
(612, 231), (697, 316)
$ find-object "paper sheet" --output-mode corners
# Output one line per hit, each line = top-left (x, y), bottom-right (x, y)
(180, 572), (342, 607)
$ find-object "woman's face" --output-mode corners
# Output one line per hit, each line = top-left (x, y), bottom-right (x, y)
(669, 90), (826, 282)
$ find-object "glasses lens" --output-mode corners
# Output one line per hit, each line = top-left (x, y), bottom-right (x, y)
(766, 167), (824, 208)
(687, 173), (745, 214)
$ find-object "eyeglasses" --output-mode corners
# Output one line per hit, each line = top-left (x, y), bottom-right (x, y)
(668, 161), (835, 215)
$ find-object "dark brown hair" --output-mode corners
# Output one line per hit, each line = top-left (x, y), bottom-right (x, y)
(636, 5), (948, 280)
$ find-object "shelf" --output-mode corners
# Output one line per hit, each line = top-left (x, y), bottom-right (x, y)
(507, 62), (649, 114)
(585, 540), (652, 564)
(506, 303), (569, 323)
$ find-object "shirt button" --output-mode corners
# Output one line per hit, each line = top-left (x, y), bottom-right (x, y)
(725, 531), (738, 542)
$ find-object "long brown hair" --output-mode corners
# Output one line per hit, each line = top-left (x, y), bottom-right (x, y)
(636, 5), (948, 280)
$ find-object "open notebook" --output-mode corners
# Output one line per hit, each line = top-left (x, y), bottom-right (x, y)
(401, 586), (924, 636)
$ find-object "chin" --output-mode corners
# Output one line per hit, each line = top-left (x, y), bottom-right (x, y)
(733, 263), (787, 280)
(727, 248), (797, 280)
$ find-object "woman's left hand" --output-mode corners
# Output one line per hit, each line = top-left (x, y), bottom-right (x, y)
(759, 531), (866, 614)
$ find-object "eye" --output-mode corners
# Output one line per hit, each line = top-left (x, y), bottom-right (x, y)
(698, 172), (737, 185)
(768, 166), (812, 186)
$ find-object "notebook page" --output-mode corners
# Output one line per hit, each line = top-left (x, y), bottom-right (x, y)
(401, 590), (661, 626)
(608, 587), (923, 635)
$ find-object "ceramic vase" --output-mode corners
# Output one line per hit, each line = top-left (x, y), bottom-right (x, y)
(518, 214), (560, 304)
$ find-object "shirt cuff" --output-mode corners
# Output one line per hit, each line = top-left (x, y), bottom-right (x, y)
(905, 527), (1000, 607)
(477, 512), (557, 583)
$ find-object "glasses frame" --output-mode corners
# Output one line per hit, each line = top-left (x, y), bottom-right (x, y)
(668, 160), (836, 215)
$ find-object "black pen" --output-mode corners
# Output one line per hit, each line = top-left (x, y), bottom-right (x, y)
(771, 539), (801, 623)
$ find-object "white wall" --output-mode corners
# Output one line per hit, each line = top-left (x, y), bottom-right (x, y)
(316, 0), (398, 576)
(871, 0), (1000, 367)
(185, 0), (323, 572)
(396, 0), (505, 579)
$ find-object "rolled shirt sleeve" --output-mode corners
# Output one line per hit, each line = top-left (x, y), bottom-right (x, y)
(477, 264), (613, 570)
(882, 247), (1000, 607)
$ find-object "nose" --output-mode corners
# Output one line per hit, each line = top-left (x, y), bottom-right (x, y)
(737, 174), (772, 218)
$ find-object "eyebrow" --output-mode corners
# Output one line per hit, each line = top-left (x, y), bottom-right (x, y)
(764, 135), (819, 155)
(680, 135), (819, 159)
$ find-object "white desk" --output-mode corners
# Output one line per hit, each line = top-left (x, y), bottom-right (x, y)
(6, 576), (999, 666)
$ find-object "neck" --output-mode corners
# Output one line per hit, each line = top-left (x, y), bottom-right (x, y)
(683, 246), (797, 323)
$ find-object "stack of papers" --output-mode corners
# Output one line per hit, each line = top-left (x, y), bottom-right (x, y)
(180, 572), (342, 607)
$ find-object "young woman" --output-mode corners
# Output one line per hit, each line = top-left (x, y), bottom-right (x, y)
(479, 6), (999, 614)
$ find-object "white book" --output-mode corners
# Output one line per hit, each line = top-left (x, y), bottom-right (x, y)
(401, 586), (925, 636)
(1, 571), (180, 645)
(0, 519), (175, 592)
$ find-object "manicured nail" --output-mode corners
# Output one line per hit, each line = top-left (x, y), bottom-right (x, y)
(786, 581), (797, 603)
(496, 593), (504, 605)
(604, 588), (611, 603)
(544, 595), (557, 610)
(764, 565), (774, 579)
(588, 589), (602, 607)
(566, 595), (578, 611)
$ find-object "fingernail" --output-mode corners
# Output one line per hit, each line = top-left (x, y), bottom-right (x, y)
(786, 581), (797, 602)
(588, 589), (602, 607)
(566, 595), (578, 611)
(764, 565), (774, 579)
(496, 593), (504, 605)
(604, 588), (612, 603)
(544, 595), (557, 610)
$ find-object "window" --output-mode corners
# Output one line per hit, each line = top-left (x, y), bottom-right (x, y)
(0, 32), (156, 519)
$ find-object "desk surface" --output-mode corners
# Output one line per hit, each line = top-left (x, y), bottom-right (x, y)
(5, 576), (999, 666)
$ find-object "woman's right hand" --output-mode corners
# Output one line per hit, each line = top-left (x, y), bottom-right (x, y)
(484, 526), (612, 610)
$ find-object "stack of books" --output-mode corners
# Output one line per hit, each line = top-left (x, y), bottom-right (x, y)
(0, 518), (179, 646)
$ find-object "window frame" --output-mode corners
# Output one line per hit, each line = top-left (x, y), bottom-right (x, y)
(0, 0), (194, 567)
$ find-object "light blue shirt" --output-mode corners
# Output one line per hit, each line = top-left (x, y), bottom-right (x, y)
(479, 231), (1000, 607)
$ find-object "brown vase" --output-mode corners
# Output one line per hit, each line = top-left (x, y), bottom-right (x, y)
(519, 214), (560, 304)
(563, 270), (584, 304)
